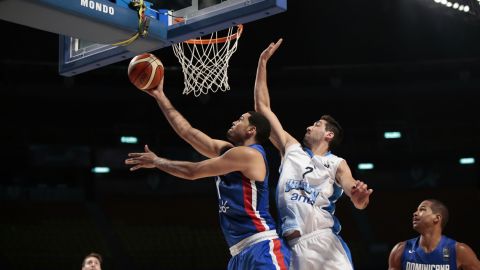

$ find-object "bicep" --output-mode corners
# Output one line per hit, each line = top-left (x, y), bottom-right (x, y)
(388, 242), (405, 270)
(192, 148), (250, 179)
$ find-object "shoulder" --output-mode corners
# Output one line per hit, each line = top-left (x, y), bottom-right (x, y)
(284, 142), (302, 154)
(391, 241), (407, 254)
(389, 241), (407, 268)
(456, 241), (480, 268)
(223, 146), (263, 159)
(456, 241), (476, 256)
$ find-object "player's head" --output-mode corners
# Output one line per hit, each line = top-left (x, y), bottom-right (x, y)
(412, 199), (449, 233)
(303, 115), (343, 150)
(227, 111), (271, 145)
(82, 252), (102, 270)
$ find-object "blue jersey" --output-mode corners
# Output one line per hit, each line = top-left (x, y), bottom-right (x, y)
(215, 144), (277, 247)
(402, 235), (457, 270)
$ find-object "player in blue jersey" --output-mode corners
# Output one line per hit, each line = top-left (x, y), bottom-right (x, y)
(388, 199), (480, 270)
(254, 38), (373, 270)
(125, 76), (290, 269)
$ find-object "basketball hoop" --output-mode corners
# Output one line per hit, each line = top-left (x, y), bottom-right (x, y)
(172, 22), (243, 97)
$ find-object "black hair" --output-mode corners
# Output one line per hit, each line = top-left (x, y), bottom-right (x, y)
(247, 111), (271, 144)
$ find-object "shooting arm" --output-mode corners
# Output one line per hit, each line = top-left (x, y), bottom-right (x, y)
(152, 87), (232, 158)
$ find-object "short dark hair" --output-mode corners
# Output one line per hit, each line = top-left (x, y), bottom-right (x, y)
(83, 253), (102, 267)
(321, 115), (343, 149)
(248, 111), (271, 144)
(427, 199), (449, 230)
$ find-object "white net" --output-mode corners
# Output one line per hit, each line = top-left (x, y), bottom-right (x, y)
(172, 25), (242, 97)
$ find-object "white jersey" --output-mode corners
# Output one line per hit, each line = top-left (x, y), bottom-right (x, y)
(277, 143), (344, 237)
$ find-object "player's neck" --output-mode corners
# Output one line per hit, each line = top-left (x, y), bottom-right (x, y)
(240, 137), (258, 147)
(310, 142), (329, 156)
(419, 230), (442, 253)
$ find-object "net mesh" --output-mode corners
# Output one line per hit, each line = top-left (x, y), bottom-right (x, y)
(172, 26), (242, 97)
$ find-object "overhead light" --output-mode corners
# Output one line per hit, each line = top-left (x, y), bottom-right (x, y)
(464, 5), (470, 12)
(358, 163), (374, 170)
(453, 2), (459, 8)
(459, 157), (475, 165)
(120, 136), (138, 144)
(92, 167), (110, 173)
(384, 131), (402, 139)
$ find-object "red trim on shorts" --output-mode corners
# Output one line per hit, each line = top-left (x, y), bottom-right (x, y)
(273, 239), (288, 270)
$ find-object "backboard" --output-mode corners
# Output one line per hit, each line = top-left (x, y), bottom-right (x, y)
(0, 0), (287, 76)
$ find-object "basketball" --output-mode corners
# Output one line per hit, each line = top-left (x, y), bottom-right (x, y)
(128, 53), (164, 90)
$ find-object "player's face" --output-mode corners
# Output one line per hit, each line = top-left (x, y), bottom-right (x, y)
(412, 200), (438, 233)
(227, 113), (251, 144)
(303, 119), (330, 148)
(82, 257), (101, 270)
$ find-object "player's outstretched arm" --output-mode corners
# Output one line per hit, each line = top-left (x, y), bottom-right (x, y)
(125, 145), (265, 181)
(143, 78), (233, 158)
(388, 242), (406, 270)
(457, 242), (480, 270)
(254, 38), (297, 155)
(336, 160), (373, 210)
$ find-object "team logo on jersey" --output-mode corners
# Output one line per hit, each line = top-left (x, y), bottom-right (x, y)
(442, 248), (450, 262)
(218, 200), (229, 213)
(285, 180), (320, 205)
(323, 162), (330, 168)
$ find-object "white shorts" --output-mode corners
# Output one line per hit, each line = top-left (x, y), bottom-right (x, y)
(288, 229), (353, 270)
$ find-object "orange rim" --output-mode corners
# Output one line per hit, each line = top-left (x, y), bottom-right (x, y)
(173, 17), (243, 45)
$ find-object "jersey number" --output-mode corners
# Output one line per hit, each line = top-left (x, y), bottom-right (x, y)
(302, 166), (314, 179)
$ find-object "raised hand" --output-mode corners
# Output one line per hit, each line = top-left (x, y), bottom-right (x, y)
(125, 145), (161, 171)
(350, 180), (373, 209)
(259, 38), (283, 63)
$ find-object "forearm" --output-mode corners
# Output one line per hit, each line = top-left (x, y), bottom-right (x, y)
(155, 157), (199, 180)
(254, 60), (271, 111)
(154, 92), (194, 139)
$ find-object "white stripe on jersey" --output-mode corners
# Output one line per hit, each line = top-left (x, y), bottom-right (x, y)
(249, 180), (270, 231)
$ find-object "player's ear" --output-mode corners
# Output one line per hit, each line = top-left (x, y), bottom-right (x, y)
(247, 126), (256, 135)
(325, 131), (334, 141)
(433, 214), (441, 225)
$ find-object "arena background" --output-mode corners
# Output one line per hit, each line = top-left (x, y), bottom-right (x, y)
(0, 0), (479, 269)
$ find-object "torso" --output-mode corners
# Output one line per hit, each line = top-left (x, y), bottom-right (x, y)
(215, 144), (277, 247)
(401, 235), (457, 270)
(276, 143), (344, 237)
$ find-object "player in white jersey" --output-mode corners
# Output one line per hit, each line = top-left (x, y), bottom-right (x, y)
(254, 38), (373, 270)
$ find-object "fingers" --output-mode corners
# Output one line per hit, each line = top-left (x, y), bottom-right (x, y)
(352, 180), (371, 194)
(144, 144), (150, 152)
(130, 165), (142, 171)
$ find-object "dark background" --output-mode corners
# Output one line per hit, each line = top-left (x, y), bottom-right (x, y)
(1, 0), (479, 269)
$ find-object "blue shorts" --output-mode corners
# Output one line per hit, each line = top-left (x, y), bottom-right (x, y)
(228, 238), (290, 270)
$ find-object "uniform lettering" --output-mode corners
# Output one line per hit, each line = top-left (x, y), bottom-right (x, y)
(405, 262), (450, 270)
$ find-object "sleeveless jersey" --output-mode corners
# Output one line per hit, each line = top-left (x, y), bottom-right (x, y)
(277, 143), (344, 236)
(402, 235), (457, 270)
(215, 144), (277, 247)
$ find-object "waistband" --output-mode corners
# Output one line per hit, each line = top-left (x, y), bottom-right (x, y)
(229, 230), (279, 257)
(287, 228), (331, 247)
